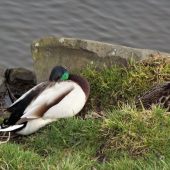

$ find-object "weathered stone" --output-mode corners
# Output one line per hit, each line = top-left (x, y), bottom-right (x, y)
(0, 68), (6, 77)
(0, 77), (6, 93)
(0, 68), (7, 106)
(6, 67), (36, 84)
(30, 37), (170, 83)
(0, 68), (7, 94)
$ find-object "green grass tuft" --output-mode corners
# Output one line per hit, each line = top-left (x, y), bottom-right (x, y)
(74, 56), (170, 111)
(1, 55), (170, 169)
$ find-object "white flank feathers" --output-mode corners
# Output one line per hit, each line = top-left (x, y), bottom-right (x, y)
(16, 118), (56, 135)
(43, 82), (86, 119)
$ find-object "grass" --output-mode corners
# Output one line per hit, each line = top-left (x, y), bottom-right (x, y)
(1, 54), (170, 169)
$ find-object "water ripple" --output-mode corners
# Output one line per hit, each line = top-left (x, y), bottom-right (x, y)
(0, 0), (170, 70)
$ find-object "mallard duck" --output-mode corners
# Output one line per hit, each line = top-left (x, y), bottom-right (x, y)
(0, 66), (90, 135)
(135, 82), (170, 110)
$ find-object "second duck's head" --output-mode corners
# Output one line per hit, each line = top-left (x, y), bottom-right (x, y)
(49, 66), (69, 82)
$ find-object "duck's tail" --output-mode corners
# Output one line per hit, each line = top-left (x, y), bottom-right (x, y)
(0, 124), (24, 132)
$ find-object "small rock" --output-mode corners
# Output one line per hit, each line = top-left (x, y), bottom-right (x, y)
(6, 68), (36, 84)
(109, 100), (114, 105)
(85, 112), (101, 119)
(91, 112), (101, 118)
(85, 114), (93, 119)
(100, 110), (106, 116)
(0, 77), (6, 94)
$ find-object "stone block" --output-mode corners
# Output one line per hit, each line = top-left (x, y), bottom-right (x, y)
(0, 68), (6, 94)
(30, 37), (170, 83)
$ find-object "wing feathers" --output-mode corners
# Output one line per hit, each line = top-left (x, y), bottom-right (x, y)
(0, 124), (24, 131)
(15, 118), (36, 125)
(21, 82), (74, 119)
(10, 82), (46, 107)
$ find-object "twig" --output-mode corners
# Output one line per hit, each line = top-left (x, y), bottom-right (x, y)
(5, 83), (16, 103)
(0, 132), (10, 145)
(0, 107), (9, 111)
(157, 51), (163, 58)
(0, 159), (9, 170)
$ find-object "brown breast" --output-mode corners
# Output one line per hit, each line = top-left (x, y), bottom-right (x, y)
(68, 74), (90, 100)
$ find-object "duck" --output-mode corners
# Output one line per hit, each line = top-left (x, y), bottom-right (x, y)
(0, 66), (90, 135)
(135, 81), (170, 111)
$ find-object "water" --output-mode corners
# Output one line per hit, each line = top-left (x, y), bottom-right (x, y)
(0, 1), (170, 71)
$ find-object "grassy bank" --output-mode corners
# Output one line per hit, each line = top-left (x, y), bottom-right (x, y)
(1, 55), (170, 169)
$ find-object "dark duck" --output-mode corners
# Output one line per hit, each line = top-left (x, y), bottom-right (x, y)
(135, 82), (170, 111)
(0, 66), (90, 135)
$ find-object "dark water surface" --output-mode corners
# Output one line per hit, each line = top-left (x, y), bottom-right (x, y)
(0, 1), (170, 70)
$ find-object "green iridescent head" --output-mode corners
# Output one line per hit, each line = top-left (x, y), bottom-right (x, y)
(60, 72), (69, 80)
(49, 66), (69, 82)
